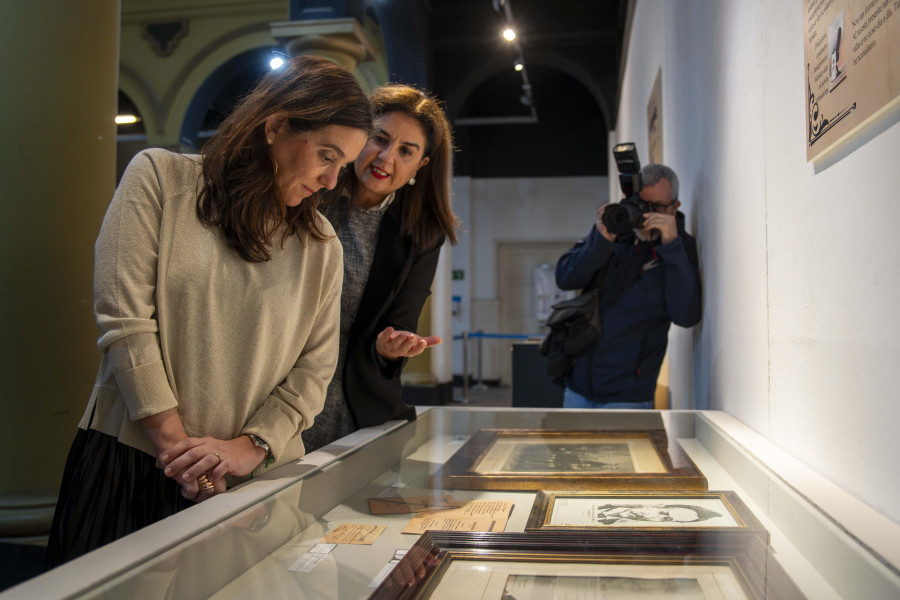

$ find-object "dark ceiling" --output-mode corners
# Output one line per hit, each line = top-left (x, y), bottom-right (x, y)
(423, 0), (630, 177)
(425, 0), (628, 177)
(119, 0), (631, 179)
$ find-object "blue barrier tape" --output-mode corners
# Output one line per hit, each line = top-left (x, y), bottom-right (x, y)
(452, 333), (543, 340)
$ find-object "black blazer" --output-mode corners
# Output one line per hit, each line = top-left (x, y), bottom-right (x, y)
(343, 200), (443, 428)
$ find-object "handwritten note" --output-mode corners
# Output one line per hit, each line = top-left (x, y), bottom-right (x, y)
(323, 523), (386, 545)
(401, 500), (514, 535)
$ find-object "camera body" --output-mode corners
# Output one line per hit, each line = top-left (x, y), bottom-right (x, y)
(601, 142), (649, 236)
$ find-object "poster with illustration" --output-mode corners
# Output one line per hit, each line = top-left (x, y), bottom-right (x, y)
(804, 0), (899, 161)
(828, 10), (848, 88)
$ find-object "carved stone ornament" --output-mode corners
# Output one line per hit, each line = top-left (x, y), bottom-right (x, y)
(142, 21), (189, 58)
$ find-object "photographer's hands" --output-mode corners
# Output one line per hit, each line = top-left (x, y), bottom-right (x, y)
(597, 201), (679, 244)
(595, 204), (616, 242)
(639, 212), (678, 244)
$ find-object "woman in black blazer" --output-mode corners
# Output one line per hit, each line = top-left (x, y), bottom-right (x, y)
(302, 85), (459, 452)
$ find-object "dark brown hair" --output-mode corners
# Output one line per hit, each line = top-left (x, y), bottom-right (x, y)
(197, 55), (373, 262)
(324, 84), (460, 251)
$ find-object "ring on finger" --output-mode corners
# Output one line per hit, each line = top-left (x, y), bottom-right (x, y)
(197, 474), (214, 490)
(212, 451), (221, 463)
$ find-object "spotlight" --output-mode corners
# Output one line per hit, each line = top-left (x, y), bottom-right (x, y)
(115, 115), (139, 125)
(514, 60), (523, 72)
(502, 28), (516, 41)
(269, 56), (285, 70)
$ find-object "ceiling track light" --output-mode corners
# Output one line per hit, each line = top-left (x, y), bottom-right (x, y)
(483, 0), (538, 124)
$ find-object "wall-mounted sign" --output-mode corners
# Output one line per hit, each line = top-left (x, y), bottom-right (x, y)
(804, 0), (900, 161)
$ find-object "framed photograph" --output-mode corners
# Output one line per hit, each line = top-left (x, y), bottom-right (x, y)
(429, 429), (706, 491)
(525, 491), (766, 540)
(368, 531), (773, 600)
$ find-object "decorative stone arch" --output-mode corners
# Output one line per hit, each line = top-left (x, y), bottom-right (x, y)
(179, 46), (281, 149)
(447, 51), (610, 130)
(163, 28), (281, 148)
(118, 63), (163, 138)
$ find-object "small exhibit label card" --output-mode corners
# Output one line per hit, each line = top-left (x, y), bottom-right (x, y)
(367, 549), (409, 589)
(323, 523), (387, 545)
(286, 543), (336, 573)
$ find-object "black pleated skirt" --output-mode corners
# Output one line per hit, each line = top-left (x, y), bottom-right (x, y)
(45, 428), (194, 568)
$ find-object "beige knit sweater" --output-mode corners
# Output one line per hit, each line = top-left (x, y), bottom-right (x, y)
(79, 149), (342, 473)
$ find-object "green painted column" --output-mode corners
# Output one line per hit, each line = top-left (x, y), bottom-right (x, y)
(0, 0), (120, 540)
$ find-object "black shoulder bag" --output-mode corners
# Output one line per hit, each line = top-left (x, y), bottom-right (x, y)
(539, 263), (608, 385)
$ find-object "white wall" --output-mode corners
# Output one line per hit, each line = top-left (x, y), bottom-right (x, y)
(618, 0), (900, 524)
(450, 176), (608, 376)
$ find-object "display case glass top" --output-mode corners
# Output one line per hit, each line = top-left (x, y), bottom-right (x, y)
(6, 408), (899, 600)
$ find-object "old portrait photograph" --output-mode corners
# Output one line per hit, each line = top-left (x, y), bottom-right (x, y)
(548, 496), (738, 528)
(472, 434), (666, 475)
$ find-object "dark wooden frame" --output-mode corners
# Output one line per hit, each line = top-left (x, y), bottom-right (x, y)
(429, 429), (707, 491)
(369, 531), (775, 600)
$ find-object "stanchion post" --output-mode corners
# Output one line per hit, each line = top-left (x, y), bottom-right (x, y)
(460, 331), (469, 404)
(474, 330), (488, 390)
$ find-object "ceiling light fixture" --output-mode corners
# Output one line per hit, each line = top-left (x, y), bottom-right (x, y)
(520, 83), (533, 107)
(269, 56), (285, 70)
(456, 0), (537, 126)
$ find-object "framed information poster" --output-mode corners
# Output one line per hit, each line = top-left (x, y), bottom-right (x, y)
(804, 0), (900, 160)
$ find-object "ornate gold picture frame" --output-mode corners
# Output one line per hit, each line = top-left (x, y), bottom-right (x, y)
(429, 429), (706, 491)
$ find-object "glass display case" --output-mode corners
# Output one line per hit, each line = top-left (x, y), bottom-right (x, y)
(4, 408), (898, 599)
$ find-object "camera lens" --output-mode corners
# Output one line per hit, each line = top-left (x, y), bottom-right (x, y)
(601, 201), (644, 235)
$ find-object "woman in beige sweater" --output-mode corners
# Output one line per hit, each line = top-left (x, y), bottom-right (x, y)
(46, 56), (372, 566)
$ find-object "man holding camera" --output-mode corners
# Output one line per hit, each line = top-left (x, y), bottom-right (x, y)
(555, 163), (701, 408)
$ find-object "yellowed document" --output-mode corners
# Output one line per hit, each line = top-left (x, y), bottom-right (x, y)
(401, 500), (514, 535)
(322, 523), (386, 545)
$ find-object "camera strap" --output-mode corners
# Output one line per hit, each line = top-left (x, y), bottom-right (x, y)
(599, 245), (646, 316)
(583, 260), (609, 293)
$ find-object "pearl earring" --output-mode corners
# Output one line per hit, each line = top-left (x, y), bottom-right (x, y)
(267, 138), (274, 145)
(408, 177), (416, 186)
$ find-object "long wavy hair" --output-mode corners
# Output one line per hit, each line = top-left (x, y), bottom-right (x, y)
(197, 55), (374, 262)
(324, 84), (460, 251)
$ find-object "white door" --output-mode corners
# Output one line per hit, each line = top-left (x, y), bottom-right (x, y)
(495, 241), (574, 385)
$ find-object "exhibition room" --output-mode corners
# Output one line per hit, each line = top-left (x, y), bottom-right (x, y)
(2, 0), (899, 598)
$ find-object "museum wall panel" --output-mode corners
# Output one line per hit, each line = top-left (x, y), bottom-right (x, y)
(615, 0), (900, 525)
